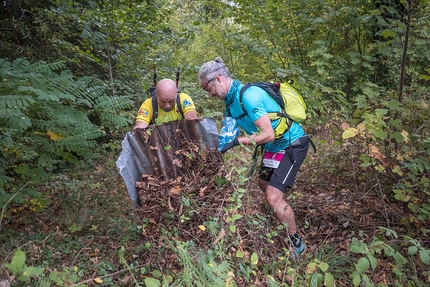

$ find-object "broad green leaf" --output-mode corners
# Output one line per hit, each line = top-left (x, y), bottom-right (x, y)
(375, 109), (388, 117)
(324, 273), (335, 287)
(236, 250), (244, 258)
(250, 252), (258, 265)
(229, 224), (236, 233)
(422, 203), (430, 211)
(152, 269), (162, 278)
(418, 248), (430, 264)
(352, 271), (361, 286)
(230, 214), (243, 221)
(144, 277), (161, 287)
(309, 272), (322, 287)
(408, 203), (419, 212)
(373, 129), (387, 140)
(408, 246), (418, 255)
(393, 132), (404, 143)
(306, 262), (317, 273)
(350, 242), (366, 254)
(356, 257), (369, 273)
(22, 266), (44, 277)
(385, 99), (402, 110)
(368, 255), (377, 270)
(4, 249), (26, 274)
(392, 252), (407, 266)
(320, 261), (329, 272)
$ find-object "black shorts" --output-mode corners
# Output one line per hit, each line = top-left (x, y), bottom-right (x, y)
(258, 135), (310, 192)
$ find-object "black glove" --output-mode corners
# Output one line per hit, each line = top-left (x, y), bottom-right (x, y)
(220, 138), (240, 153)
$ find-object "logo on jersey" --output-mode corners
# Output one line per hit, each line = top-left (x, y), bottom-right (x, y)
(138, 109), (149, 118)
(252, 108), (258, 113)
(182, 99), (192, 108)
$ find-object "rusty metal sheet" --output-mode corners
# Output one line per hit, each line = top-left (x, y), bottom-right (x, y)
(116, 118), (219, 205)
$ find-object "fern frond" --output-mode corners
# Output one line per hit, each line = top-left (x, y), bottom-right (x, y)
(29, 60), (66, 73)
(18, 86), (60, 102)
(11, 58), (31, 71)
(0, 95), (35, 109)
(0, 109), (32, 130)
(95, 95), (134, 110)
(100, 111), (132, 126)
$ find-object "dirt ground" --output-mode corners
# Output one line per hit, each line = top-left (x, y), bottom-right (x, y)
(132, 125), (429, 285)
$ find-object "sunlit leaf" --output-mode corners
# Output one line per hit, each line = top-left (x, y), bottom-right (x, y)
(342, 128), (358, 139)
(320, 261), (329, 272)
(236, 250), (244, 258)
(251, 252), (258, 265)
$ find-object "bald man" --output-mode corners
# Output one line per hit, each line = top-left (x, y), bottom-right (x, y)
(133, 79), (198, 130)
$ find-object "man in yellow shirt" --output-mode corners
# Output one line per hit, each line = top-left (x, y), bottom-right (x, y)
(133, 78), (198, 130)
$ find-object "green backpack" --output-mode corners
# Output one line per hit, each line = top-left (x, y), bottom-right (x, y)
(235, 81), (307, 139)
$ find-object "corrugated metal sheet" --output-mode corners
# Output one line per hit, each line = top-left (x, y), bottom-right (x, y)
(116, 118), (219, 205)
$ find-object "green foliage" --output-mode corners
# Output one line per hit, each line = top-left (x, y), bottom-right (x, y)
(0, 57), (133, 211)
(4, 249), (44, 282)
(342, 89), (430, 222)
(1, 0), (430, 286)
(349, 228), (430, 287)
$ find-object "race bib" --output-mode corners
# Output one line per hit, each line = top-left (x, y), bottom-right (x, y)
(262, 150), (285, 168)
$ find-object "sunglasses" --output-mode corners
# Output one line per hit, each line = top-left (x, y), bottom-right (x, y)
(202, 77), (216, 91)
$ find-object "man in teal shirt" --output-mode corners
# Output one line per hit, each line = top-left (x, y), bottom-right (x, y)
(199, 57), (312, 259)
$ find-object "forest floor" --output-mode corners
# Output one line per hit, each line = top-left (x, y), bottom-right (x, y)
(1, 123), (429, 286)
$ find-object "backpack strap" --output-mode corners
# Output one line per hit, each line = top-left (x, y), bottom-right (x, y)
(234, 83), (253, 120)
(150, 92), (183, 125)
(239, 82), (294, 138)
(151, 94), (158, 125)
(176, 93), (183, 116)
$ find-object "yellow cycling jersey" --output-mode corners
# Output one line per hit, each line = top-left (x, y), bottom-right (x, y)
(136, 93), (196, 125)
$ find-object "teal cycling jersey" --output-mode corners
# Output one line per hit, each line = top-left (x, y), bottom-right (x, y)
(224, 79), (304, 152)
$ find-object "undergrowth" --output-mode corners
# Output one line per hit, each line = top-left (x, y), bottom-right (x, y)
(1, 126), (429, 287)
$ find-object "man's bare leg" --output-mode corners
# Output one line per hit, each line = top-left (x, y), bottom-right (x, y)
(258, 179), (297, 235)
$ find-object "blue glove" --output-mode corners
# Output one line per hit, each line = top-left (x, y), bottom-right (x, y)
(218, 117), (240, 152)
(220, 137), (239, 153)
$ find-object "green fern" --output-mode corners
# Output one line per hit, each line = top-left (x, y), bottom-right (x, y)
(0, 57), (132, 203)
